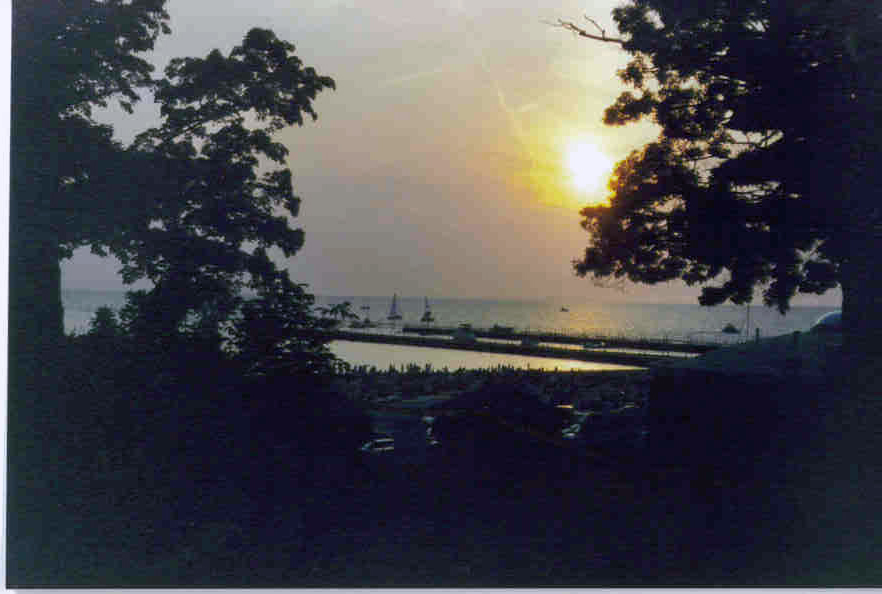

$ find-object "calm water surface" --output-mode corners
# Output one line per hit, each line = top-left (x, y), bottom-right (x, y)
(314, 295), (833, 340)
(329, 340), (641, 372)
(63, 290), (837, 370)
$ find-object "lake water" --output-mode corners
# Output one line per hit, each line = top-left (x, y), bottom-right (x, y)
(328, 340), (641, 372)
(62, 289), (836, 371)
(317, 295), (830, 339)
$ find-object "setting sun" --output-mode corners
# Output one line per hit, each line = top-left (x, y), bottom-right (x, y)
(565, 139), (613, 194)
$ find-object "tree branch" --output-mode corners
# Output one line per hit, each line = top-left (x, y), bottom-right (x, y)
(547, 18), (625, 44)
(585, 16), (608, 39)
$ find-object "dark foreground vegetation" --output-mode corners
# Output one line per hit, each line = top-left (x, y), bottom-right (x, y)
(11, 317), (656, 585)
(11, 320), (877, 586)
(9, 321), (369, 585)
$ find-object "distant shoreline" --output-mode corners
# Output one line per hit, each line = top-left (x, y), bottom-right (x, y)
(61, 287), (840, 309)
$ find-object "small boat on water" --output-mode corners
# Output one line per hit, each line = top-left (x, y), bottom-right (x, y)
(420, 297), (435, 323)
(387, 293), (403, 320)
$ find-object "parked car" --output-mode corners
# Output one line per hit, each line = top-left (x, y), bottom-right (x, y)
(359, 436), (395, 453)
(562, 422), (582, 439)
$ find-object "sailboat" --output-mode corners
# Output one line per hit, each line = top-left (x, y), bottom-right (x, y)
(387, 293), (403, 320)
(420, 297), (435, 323)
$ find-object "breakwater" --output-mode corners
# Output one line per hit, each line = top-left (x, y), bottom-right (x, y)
(400, 325), (721, 353)
(328, 329), (696, 367)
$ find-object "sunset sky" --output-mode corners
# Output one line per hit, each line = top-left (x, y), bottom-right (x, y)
(61, 0), (841, 306)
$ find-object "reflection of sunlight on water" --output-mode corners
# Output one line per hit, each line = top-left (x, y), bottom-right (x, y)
(537, 342), (699, 358)
(329, 340), (642, 372)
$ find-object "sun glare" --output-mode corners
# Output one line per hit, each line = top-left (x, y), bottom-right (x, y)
(565, 140), (613, 194)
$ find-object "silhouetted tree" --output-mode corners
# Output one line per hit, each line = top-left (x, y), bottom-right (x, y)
(9, 4), (172, 569)
(8, 5), (350, 582)
(561, 1), (882, 367)
(10, 1), (170, 358)
(87, 306), (121, 340)
(108, 27), (335, 345)
(11, 1), (337, 368)
(228, 269), (343, 377)
(318, 301), (359, 326)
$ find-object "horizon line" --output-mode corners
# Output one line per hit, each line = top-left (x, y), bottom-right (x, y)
(60, 286), (841, 308)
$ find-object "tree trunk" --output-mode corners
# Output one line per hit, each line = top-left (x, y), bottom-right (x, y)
(840, 218), (882, 390)
(9, 221), (64, 358)
(8, 102), (66, 382)
(798, 234), (882, 582)
(7, 99), (66, 584)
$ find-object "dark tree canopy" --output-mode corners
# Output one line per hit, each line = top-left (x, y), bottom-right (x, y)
(10, 0), (336, 358)
(103, 27), (335, 340)
(10, 0), (172, 348)
(8, 7), (376, 585)
(568, 1), (882, 323)
(12, 0), (169, 118)
(12, 0), (172, 254)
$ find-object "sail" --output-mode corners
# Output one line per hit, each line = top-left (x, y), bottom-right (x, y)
(421, 296), (434, 323)
(387, 294), (402, 320)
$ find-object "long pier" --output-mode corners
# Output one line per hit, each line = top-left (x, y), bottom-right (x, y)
(328, 328), (717, 367)
(400, 325), (721, 354)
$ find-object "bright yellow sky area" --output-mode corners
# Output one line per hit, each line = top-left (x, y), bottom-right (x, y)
(509, 123), (625, 212)
(566, 138), (615, 196)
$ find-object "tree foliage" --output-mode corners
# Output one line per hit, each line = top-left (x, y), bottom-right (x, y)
(9, 8), (367, 580)
(13, 0), (169, 118)
(87, 306), (121, 340)
(227, 272), (346, 377)
(10, 0), (172, 349)
(568, 1), (882, 315)
(12, 0), (176, 254)
(99, 26), (336, 343)
(317, 301), (359, 324)
(11, 0), (338, 360)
